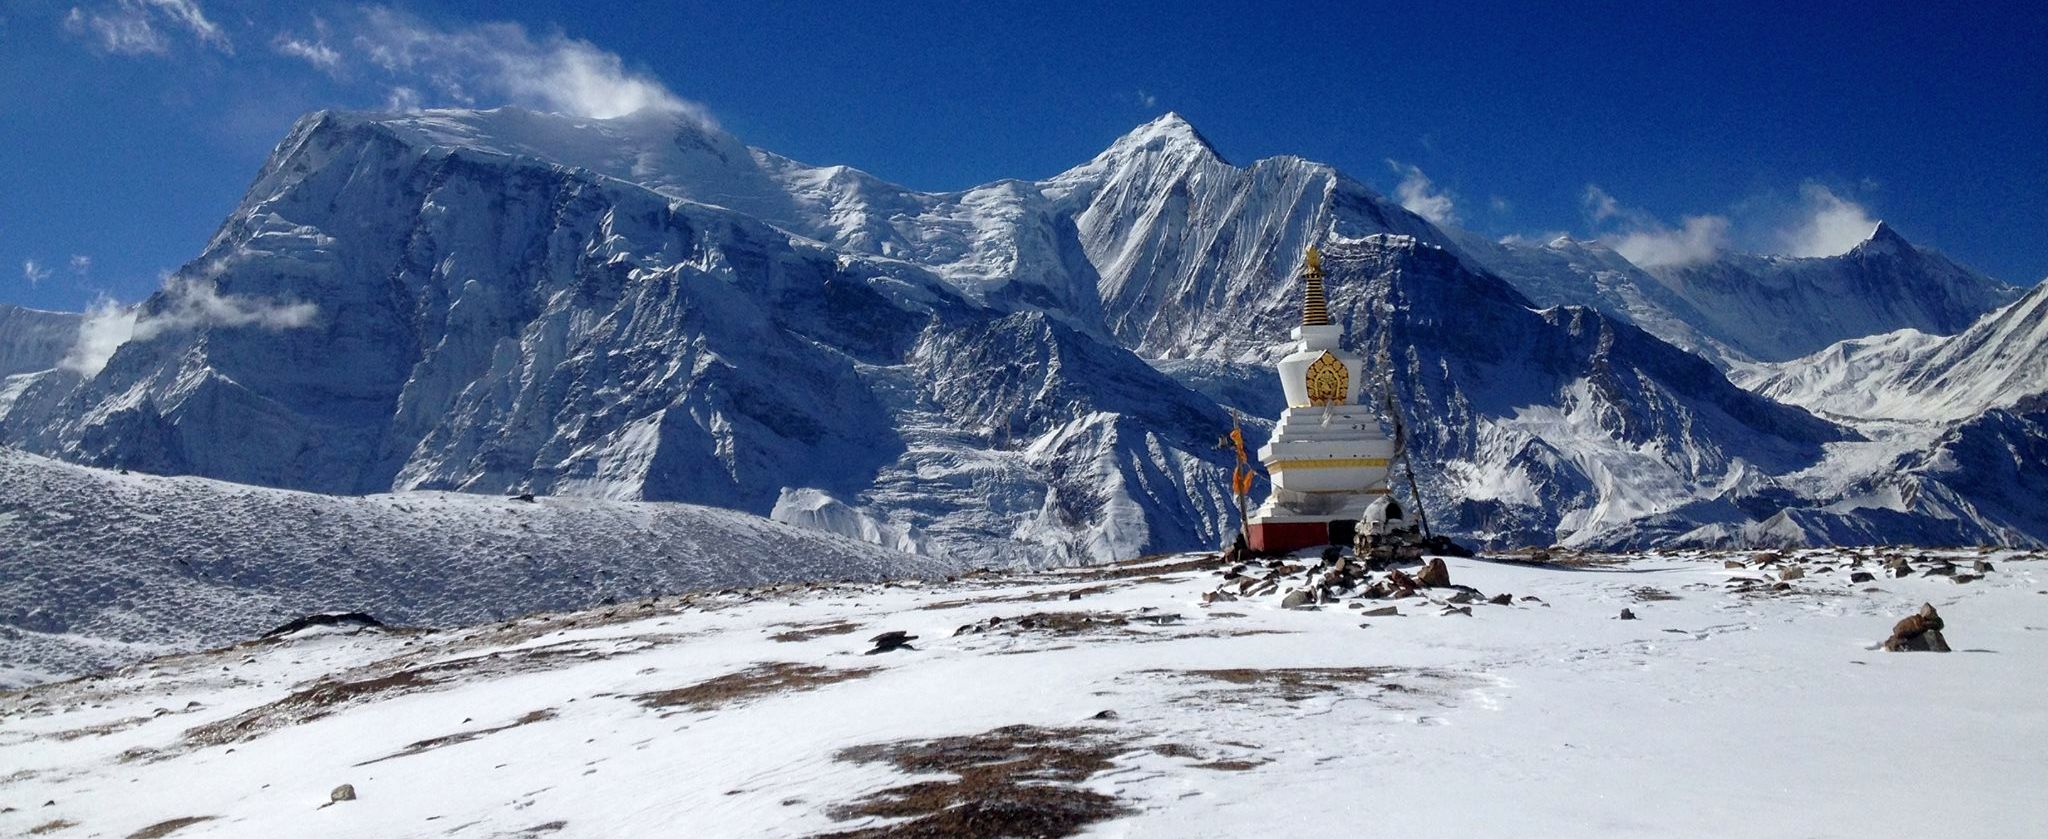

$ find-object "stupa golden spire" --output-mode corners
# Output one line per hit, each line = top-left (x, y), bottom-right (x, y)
(1301, 245), (1331, 327)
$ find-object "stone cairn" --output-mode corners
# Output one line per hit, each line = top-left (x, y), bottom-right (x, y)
(1882, 603), (1951, 652)
(1205, 544), (1507, 617)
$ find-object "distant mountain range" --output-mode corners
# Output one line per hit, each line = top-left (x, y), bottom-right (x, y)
(0, 109), (2039, 558)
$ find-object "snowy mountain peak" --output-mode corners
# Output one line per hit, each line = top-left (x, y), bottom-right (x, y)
(1852, 220), (1913, 256)
(1095, 112), (1225, 165)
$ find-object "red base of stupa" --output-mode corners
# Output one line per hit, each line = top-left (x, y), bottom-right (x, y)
(1248, 519), (1340, 553)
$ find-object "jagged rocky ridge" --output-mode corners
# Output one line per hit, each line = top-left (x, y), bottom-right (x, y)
(0, 109), (2038, 555)
(1636, 222), (2019, 363)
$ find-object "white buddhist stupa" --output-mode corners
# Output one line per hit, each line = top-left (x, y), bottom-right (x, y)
(1247, 246), (1398, 553)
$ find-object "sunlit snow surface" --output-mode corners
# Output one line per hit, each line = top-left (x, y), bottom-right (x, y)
(5, 549), (2042, 838)
(0, 447), (956, 686)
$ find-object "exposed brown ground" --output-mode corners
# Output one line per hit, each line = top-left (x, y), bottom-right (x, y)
(771, 621), (863, 642)
(355, 709), (557, 766)
(634, 663), (877, 713)
(811, 724), (1131, 839)
(140, 639), (632, 761)
(126, 816), (216, 838)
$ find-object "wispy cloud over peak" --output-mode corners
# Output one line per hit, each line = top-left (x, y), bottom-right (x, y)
(64, 0), (231, 56)
(353, 8), (705, 122)
(1779, 183), (1879, 258)
(61, 274), (319, 377)
(1387, 160), (1458, 226)
(1582, 185), (1730, 269)
(23, 260), (52, 287)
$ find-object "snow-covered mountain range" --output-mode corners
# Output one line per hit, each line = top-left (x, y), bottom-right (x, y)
(0, 108), (2040, 559)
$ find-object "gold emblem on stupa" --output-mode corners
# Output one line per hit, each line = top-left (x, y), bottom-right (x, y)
(1304, 351), (1348, 405)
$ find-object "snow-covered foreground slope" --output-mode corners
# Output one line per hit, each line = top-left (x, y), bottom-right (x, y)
(5, 548), (2043, 838)
(0, 447), (954, 687)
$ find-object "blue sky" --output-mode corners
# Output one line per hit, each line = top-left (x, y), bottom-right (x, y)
(2, 0), (2043, 312)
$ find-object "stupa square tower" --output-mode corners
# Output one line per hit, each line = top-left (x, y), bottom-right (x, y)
(1247, 246), (1397, 553)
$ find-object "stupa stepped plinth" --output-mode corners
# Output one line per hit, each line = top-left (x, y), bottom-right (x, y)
(1247, 246), (1397, 553)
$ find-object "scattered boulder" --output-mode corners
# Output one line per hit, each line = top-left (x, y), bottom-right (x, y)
(1617, 608), (1637, 621)
(1923, 563), (1956, 577)
(1385, 569), (1419, 596)
(1849, 571), (1875, 584)
(1953, 574), (1980, 585)
(1882, 604), (1950, 653)
(1779, 566), (1806, 581)
(1974, 560), (1995, 574)
(1440, 606), (1472, 617)
(260, 612), (385, 639)
(1724, 560), (1745, 569)
(1446, 590), (1476, 605)
(1885, 557), (1913, 578)
(1488, 593), (1514, 606)
(866, 631), (918, 654)
(1415, 558), (1451, 588)
(330, 784), (357, 803)
(1280, 590), (1315, 610)
(1360, 606), (1400, 618)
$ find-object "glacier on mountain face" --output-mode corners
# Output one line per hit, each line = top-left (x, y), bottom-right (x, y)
(0, 106), (2041, 561)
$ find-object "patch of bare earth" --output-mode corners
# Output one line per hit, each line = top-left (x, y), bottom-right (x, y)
(1146, 741), (1270, 772)
(137, 640), (631, 761)
(919, 584), (1120, 611)
(49, 714), (154, 742)
(27, 819), (77, 835)
(634, 663), (877, 713)
(772, 621), (863, 642)
(490, 821), (568, 837)
(956, 610), (1201, 641)
(1483, 551), (1630, 570)
(1148, 667), (1441, 705)
(126, 816), (216, 838)
(1630, 586), (1681, 602)
(810, 725), (1131, 839)
(1064, 555), (1223, 583)
(355, 709), (558, 766)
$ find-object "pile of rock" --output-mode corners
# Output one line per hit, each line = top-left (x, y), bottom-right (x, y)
(1204, 548), (1513, 617)
(1723, 549), (2000, 598)
(1882, 604), (1951, 652)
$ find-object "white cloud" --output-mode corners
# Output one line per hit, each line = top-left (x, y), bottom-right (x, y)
(1778, 183), (1879, 258)
(383, 85), (422, 113)
(273, 33), (342, 74)
(1583, 185), (1730, 268)
(64, 0), (231, 56)
(1610, 215), (1731, 269)
(1387, 160), (1457, 226)
(1136, 89), (1159, 109)
(69, 255), (92, 277)
(352, 8), (703, 121)
(1583, 185), (1624, 224)
(60, 276), (318, 377)
(62, 296), (138, 376)
(23, 259), (52, 286)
